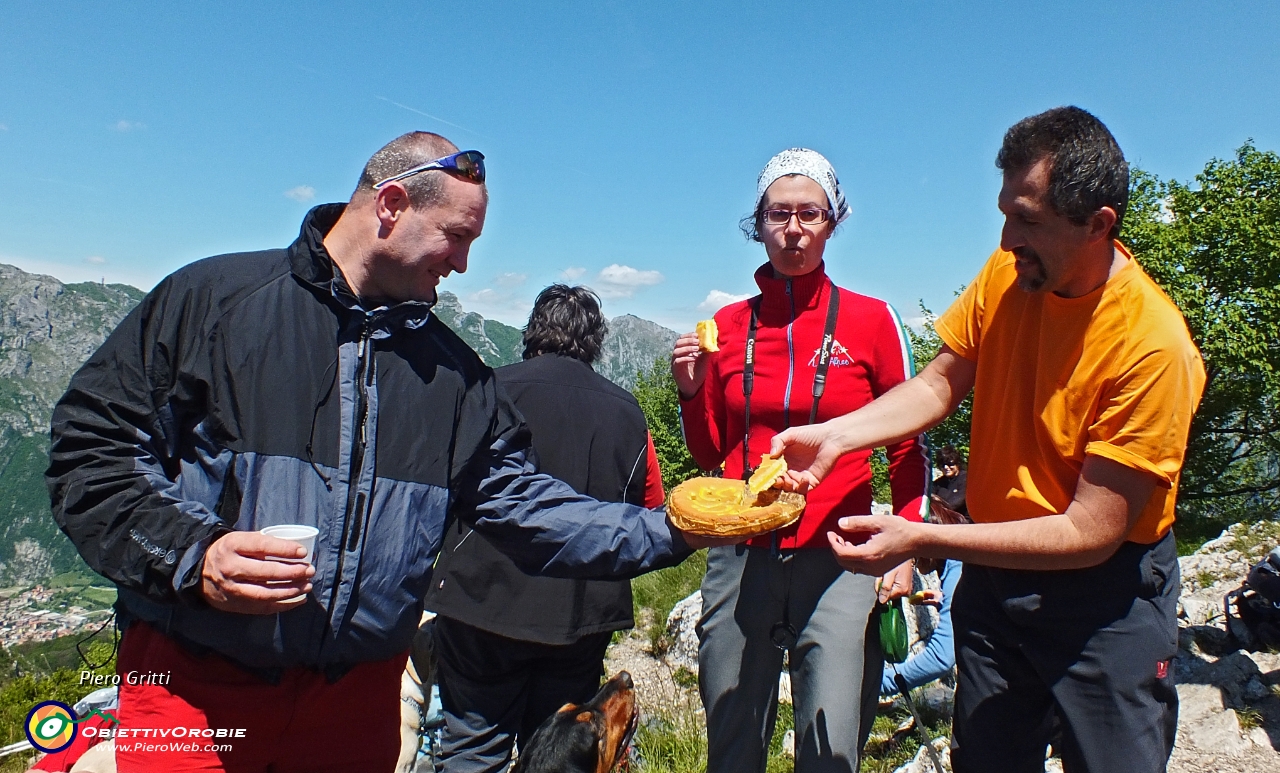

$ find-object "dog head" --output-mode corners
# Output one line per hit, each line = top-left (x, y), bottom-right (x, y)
(513, 671), (638, 773)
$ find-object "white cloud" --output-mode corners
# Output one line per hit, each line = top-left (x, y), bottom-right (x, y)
(592, 264), (664, 298)
(463, 287), (533, 326)
(85, 256), (107, 265)
(493, 272), (527, 288)
(698, 289), (751, 312)
(113, 120), (145, 132)
(560, 266), (587, 280)
(467, 289), (501, 303)
(285, 185), (316, 203)
(903, 309), (936, 331)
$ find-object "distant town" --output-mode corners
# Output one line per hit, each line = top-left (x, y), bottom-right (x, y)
(0, 584), (112, 648)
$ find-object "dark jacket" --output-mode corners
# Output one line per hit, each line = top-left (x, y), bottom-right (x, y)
(46, 204), (685, 675)
(932, 471), (967, 516)
(426, 354), (652, 645)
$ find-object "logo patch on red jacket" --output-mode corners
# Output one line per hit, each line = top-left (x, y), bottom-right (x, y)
(1156, 660), (1169, 679)
(808, 340), (853, 368)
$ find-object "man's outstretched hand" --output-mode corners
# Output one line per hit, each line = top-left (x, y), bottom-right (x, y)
(769, 423), (850, 492)
(201, 531), (315, 615)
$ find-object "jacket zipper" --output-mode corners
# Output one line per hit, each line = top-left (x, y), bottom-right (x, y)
(782, 278), (795, 427)
(775, 279), (798, 555)
(328, 318), (373, 626)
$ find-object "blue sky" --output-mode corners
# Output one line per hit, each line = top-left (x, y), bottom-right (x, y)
(2, 1), (1277, 332)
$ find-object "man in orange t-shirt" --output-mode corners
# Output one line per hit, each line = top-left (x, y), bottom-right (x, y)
(772, 107), (1205, 773)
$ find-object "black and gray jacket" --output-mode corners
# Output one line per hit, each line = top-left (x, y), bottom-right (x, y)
(46, 204), (684, 675)
(427, 353), (652, 645)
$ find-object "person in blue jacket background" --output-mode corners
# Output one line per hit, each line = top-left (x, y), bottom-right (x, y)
(881, 559), (963, 694)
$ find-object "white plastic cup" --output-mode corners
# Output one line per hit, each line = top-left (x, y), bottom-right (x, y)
(260, 525), (319, 565)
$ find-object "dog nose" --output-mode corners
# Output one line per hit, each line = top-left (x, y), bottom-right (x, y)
(616, 671), (633, 689)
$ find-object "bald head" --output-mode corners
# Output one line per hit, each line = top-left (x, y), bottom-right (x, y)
(353, 131), (466, 209)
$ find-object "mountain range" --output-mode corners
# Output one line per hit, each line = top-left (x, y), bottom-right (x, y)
(0, 264), (677, 585)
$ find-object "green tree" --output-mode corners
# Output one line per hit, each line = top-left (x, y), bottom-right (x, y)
(906, 302), (973, 459)
(867, 306), (974, 504)
(1123, 142), (1280, 543)
(633, 356), (701, 491)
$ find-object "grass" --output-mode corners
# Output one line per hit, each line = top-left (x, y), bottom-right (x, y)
(765, 702), (795, 773)
(672, 666), (697, 689)
(861, 704), (951, 773)
(40, 570), (117, 612)
(632, 550), (706, 651)
(1177, 515), (1280, 557)
(631, 694), (943, 773)
(1226, 519), (1280, 562)
(0, 752), (38, 772)
(12, 634), (101, 673)
(631, 693), (796, 773)
(632, 702), (707, 773)
(1238, 707), (1263, 732)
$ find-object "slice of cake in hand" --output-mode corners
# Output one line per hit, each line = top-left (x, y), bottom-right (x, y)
(695, 319), (719, 352)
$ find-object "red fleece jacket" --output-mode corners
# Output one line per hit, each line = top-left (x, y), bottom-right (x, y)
(680, 262), (930, 549)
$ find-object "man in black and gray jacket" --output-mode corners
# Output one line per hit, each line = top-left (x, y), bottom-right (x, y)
(45, 132), (698, 773)
(427, 284), (666, 772)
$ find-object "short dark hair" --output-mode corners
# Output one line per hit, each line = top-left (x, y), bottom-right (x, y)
(937, 445), (965, 470)
(996, 106), (1129, 239)
(353, 131), (464, 209)
(522, 284), (608, 364)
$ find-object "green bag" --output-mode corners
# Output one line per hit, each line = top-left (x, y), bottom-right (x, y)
(879, 598), (909, 664)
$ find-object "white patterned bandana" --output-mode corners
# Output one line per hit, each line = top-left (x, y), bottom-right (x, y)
(755, 148), (849, 225)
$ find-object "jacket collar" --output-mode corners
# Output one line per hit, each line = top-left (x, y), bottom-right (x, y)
(288, 203), (435, 337)
(288, 203), (346, 287)
(753, 261), (830, 313)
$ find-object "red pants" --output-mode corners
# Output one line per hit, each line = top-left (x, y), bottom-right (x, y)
(114, 622), (406, 773)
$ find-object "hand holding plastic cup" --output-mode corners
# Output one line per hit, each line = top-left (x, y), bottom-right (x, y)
(260, 525), (319, 565)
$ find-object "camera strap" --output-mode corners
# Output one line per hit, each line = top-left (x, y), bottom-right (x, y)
(741, 284), (841, 479)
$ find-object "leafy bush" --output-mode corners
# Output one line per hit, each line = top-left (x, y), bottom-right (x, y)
(633, 356), (702, 491)
(1125, 143), (1280, 545)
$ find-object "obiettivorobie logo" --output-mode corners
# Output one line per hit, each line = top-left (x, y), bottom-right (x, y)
(24, 701), (119, 754)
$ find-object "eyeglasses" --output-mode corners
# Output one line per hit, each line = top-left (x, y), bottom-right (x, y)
(373, 150), (486, 188)
(761, 208), (832, 226)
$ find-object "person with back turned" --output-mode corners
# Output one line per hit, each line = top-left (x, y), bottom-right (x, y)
(426, 284), (665, 772)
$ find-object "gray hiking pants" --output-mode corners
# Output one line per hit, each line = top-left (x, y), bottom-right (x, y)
(697, 545), (882, 773)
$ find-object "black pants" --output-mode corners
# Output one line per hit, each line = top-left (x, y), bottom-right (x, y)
(951, 532), (1180, 773)
(432, 616), (613, 773)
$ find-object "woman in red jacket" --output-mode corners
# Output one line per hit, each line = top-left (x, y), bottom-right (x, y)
(671, 148), (930, 773)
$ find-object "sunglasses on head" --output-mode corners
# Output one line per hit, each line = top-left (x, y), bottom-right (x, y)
(373, 150), (486, 188)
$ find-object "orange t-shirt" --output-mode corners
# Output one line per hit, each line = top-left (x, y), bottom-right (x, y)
(935, 244), (1206, 543)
